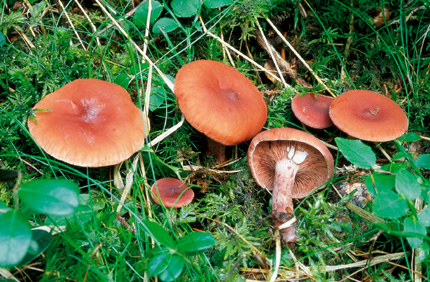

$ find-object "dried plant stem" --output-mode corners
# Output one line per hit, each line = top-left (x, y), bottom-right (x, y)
(57, 0), (87, 50)
(254, 18), (288, 88)
(199, 16), (284, 84)
(269, 230), (281, 282)
(265, 17), (336, 98)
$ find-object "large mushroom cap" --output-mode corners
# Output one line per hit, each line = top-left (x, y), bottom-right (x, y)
(291, 93), (334, 129)
(28, 79), (150, 167)
(248, 128), (334, 198)
(329, 90), (408, 142)
(151, 178), (194, 208)
(174, 60), (267, 145)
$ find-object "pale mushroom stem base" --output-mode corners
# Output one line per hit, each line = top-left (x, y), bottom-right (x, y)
(271, 159), (300, 244)
(206, 137), (227, 163)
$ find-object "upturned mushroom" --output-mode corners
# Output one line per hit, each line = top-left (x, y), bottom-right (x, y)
(174, 60), (267, 163)
(28, 79), (150, 167)
(151, 178), (194, 208)
(248, 128), (334, 244)
(291, 92), (334, 129)
(329, 90), (408, 142)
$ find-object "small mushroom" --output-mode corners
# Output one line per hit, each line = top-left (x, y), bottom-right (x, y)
(174, 60), (267, 163)
(291, 92), (334, 129)
(329, 90), (408, 142)
(28, 79), (150, 167)
(151, 178), (194, 208)
(248, 128), (334, 244)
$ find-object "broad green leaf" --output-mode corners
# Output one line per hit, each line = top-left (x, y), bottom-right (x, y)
(398, 132), (421, 143)
(372, 190), (408, 219)
(148, 252), (170, 276)
(177, 232), (215, 253)
(114, 73), (129, 89)
(335, 138), (376, 169)
(172, 0), (201, 18)
(150, 87), (167, 112)
(415, 154), (430, 169)
(152, 18), (180, 34)
(19, 179), (80, 216)
(133, 1), (163, 26)
(395, 169), (422, 200)
(404, 216), (426, 249)
(418, 206), (430, 227)
(159, 254), (185, 282)
(0, 32), (5, 47)
(365, 172), (395, 196)
(204, 0), (233, 9)
(416, 242), (430, 263)
(18, 229), (53, 267)
(141, 219), (175, 248)
(0, 210), (32, 267)
(381, 162), (404, 173)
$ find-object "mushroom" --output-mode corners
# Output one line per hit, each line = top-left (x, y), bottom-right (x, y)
(329, 90), (408, 142)
(174, 60), (267, 163)
(151, 178), (194, 208)
(28, 79), (150, 167)
(247, 128), (334, 244)
(291, 92), (334, 129)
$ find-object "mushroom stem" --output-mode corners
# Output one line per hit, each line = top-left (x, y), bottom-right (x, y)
(271, 148), (308, 244)
(206, 137), (226, 163)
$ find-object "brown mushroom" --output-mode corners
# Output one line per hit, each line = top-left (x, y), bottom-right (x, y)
(248, 128), (334, 244)
(291, 92), (334, 129)
(329, 90), (408, 142)
(174, 60), (267, 163)
(28, 79), (150, 167)
(151, 178), (194, 208)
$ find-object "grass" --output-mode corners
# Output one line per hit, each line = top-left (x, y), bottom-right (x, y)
(1, 0), (430, 281)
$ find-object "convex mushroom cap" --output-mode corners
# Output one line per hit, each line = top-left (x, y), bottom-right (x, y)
(329, 90), (408, 142)
(248, 128), (334, 243)
(291, 92), (334, 129)
(28, 79), (150, 167)
(174, 60), (267, 146)
(151, 178), (194, 208)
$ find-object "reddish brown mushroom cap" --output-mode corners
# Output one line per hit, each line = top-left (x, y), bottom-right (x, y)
(28, 79), (150, 167)
(248, 128), (334, 244)
(291, 93), (334, 129)
(151, 178), (194, 208)
(174, 60), (267, 146)
(329, 90), (408, 142)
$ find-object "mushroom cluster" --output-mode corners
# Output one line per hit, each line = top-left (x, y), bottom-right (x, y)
(28, 79), (150, 167)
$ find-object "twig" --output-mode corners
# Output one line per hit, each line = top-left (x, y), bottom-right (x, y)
(265, 17), (337, 98)
(269, 229), (281, 282)
(147, 115), (185, 147)
(57, 0), (87, 50)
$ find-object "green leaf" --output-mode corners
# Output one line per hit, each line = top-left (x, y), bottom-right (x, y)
(404, 216), (426, 249)
(415, 154), (430, 169)
(148, 253), (185, 282)
(395, 169), (422, 200)
(18, 179), (80, 216)
(177, 232), (215, 253)
(171, 0), (202, 18)
(335, 138), (376, 169)
(418, 206), (430, 227)
(398, 132), (421, 143)
(365, 172), (395, 196)
(0, 210), (32, 267)
(150, 87), (167, 112)
(0, 32), (5, 47)
(18, 229), (53, 267)
(114, 74), (129, 90)
(372, 190), (409, 219)
(159, 254), (185, 282)
(141, 219), (176, 248)
(203, 0), (233, 9)
(133, 0), (163, 26)
(152, 18), (180, 34)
